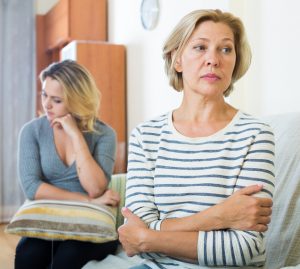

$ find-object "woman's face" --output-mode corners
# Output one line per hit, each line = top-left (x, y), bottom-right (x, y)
(41, 77), (69, 122)
(175, 20), (236, 98)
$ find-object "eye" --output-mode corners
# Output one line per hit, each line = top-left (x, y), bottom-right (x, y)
(53, 99), (62, 104)
(194, 45), (206, 51)
(221, 47), (233, 54)
(41, 91), (47, 98)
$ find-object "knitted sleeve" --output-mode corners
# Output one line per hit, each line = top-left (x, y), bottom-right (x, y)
(18, 122), (43, 200)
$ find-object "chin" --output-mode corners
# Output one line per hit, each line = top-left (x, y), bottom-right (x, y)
(194, 88), (222, 97)
(45, 114), (55, 122)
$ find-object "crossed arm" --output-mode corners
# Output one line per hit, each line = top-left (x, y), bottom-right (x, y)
(18, 115), (119, 206)
(119, 127), (275, 266)
(119, 185), (272, 264)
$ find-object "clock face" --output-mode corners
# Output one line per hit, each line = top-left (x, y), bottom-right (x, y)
(140, 0), (159, 30)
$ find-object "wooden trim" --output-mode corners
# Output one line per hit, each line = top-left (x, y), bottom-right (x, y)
(36, 15), (51, 115)
(69, 0), (107, 41)
(35, 0), (126, 172)
(45, 0), (69, 50)
(73, 41), (127, 173)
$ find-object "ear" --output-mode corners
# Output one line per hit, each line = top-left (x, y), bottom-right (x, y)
(171, 50), (182, 72)
(174, 57), (182, 72)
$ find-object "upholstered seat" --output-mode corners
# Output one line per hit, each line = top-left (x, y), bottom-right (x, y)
(84, 113), (300, 269)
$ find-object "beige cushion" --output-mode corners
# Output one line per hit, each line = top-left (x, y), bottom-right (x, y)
(5, 173), (127, 242)
(5, 199), (117, 243)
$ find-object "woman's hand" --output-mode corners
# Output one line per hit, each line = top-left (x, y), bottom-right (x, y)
(118, 208), (149, 256)
(51, 113), (80, 139)
(91, 189), (120, 207)
(215, 185), (273, 232)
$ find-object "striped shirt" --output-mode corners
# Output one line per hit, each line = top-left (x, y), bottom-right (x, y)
(126, 111), (275, 269)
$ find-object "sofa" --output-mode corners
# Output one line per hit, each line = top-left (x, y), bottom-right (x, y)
(83, 113), (300, 269)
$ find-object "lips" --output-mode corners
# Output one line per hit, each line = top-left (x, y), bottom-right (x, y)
(201, 73), (220, 82)
(46, 111), (54, 117)
(202, 73), (220, 78)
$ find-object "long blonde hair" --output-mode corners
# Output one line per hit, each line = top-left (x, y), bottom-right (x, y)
(40, 60), (100, 132)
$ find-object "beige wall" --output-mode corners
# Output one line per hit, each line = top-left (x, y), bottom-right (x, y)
(35, 0), (58, 14)
(229, 0), (300, 117)
(108, 0), (231, 135)
(228, 0), (264, 115)
(109, 0), (300, 136)
(37, 0), (300, 136)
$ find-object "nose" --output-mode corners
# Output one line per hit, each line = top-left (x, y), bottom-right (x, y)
(205, 50), (219, 67)
(43, 97), (52, 109)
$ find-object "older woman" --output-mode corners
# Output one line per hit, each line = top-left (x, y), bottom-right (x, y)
(119, 9), (275, 269)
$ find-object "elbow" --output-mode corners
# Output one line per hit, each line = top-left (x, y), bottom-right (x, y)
(198, 231), (266, 267)
(88, 189), (103, 199)
(87, 184), (107, 198)
(240, 252), (266, 267)
(23, 184), (38, 200)
(233, 241), (266, 267)
(233, 240), (266, 267)
(27, 192), (35, 200)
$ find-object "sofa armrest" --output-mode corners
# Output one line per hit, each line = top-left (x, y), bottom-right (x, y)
(109, 173), (127, 229)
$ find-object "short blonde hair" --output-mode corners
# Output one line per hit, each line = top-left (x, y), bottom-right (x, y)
(163, 9), (251, 96)
(40, 60), (100, 132)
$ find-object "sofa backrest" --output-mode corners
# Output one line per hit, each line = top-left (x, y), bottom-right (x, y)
(262, 113), (300, 268)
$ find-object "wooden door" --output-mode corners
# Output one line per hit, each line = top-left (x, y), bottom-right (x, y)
(61, 41), (127, 173)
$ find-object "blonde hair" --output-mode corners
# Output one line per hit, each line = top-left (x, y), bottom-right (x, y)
(40, 60), (100, 132)
(163, 9), (252, 96)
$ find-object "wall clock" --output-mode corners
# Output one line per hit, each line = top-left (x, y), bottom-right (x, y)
(140, 0), (160, 30)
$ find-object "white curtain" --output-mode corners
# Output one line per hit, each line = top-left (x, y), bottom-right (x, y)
(0, 0), (35, 222)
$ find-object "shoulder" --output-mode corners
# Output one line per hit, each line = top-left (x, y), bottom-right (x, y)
(91, 120), (116, 154)
(19, 116), (48, 138)
(93, 120), (116, 139)
(236, 111), (274, 134)
(131, 112), (169, 137)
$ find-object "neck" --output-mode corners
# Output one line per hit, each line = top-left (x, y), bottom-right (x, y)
(174, 95), (236, 123)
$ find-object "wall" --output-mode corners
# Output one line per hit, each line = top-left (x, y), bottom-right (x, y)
(228, 0), (264, 115)
(260, 0), (300, 116)
(229, 0), (300, 117)
(108, 0), (231, 135)
(35, 0), (58, 14)
(36, 0), (300, 135)
(109, 0), (300, 136)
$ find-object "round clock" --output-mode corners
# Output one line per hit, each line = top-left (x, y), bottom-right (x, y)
(140, 0), (160, 30)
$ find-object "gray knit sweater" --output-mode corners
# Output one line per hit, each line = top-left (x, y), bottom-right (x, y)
(18, 116), (117, 200)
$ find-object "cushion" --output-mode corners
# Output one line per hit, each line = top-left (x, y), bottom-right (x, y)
(5, 199), (117, 243)
(262, 113), (300, 268)
(5, 173), (127, 242)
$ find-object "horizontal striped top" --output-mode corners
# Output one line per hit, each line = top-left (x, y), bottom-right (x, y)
(126, 111), (275, 269)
